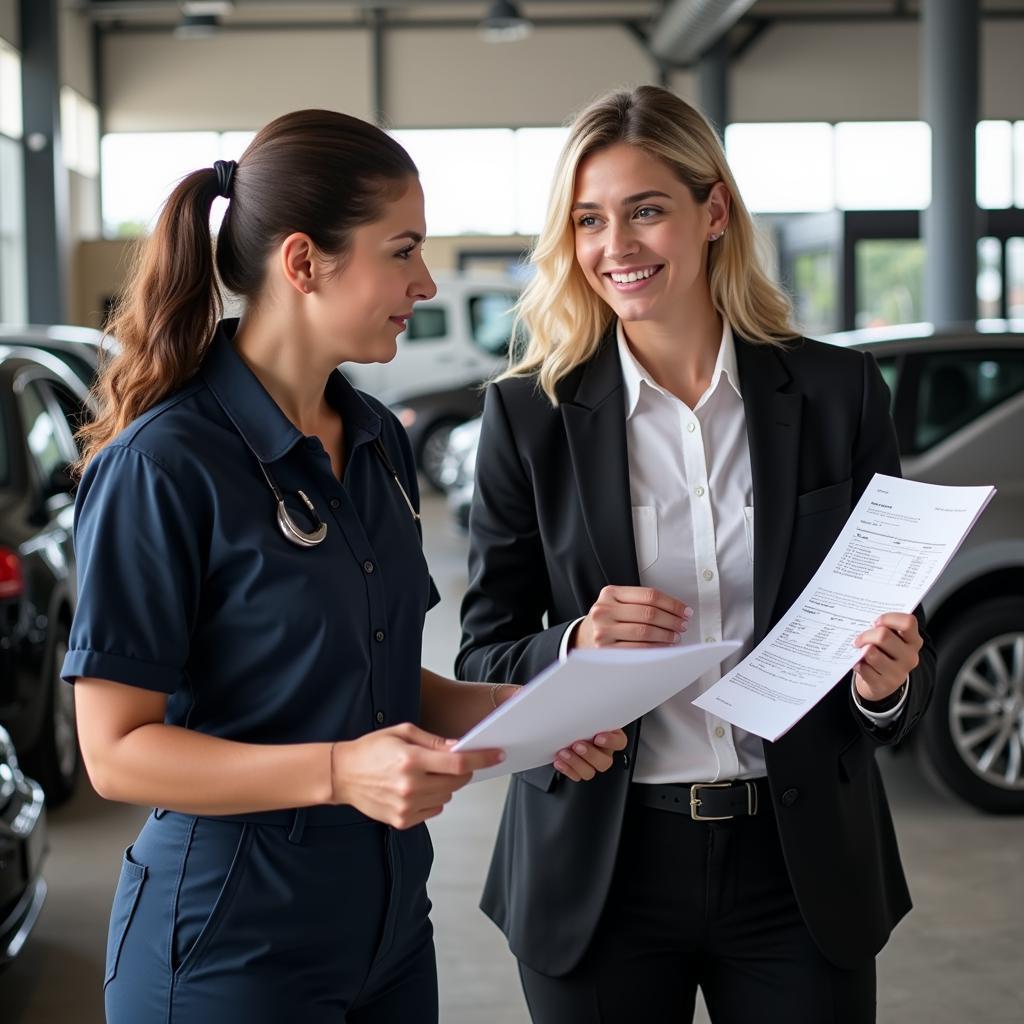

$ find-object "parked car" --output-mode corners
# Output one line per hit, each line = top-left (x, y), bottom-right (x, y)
(0, 723), (47, 968)
(343, 274), (520, 490)
(442, 321), (1024, 813)
(0, 324), (110, 391)
(0, 343), (95, 806)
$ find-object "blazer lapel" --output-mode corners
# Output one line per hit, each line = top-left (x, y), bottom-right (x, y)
(560, 334), (641, 589)
(736, 339), (803, 641)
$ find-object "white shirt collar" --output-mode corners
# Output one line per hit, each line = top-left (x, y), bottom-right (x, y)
(616, 318), (742, 420)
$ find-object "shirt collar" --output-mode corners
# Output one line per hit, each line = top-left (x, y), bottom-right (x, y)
(616, 317), (741, 419)
(200, 318), (381, 464)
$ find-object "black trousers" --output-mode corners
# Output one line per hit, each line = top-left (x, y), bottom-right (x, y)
(518, 784), (876, 1024)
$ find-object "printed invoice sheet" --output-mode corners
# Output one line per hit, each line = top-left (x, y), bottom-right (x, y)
(692, 474), (995, 741)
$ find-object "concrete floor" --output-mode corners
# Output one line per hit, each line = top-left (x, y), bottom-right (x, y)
(3, 492), (1023, 1023)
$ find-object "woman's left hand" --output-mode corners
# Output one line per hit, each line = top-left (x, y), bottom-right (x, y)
(553, 730), (628, 782)
(853, 612), (923, 702)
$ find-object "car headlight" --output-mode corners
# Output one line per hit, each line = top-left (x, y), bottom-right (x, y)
(0, 724), (18, 771)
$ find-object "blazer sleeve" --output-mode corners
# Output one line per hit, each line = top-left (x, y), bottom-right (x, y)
(455, 383), (576, 684)
(848, 351), (936, 746)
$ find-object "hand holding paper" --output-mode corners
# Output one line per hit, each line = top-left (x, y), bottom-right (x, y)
(453, 641), (742, 781)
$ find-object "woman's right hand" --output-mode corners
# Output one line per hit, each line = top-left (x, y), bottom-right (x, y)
(572, 586), (692, 650)
(330, 723), (504, 830)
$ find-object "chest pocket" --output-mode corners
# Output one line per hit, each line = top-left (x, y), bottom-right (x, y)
(631, 506), (658, 574)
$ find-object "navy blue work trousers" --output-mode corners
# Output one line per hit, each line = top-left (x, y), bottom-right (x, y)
(103, 808), (437, 1023)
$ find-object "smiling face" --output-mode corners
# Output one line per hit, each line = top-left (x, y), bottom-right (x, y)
(314, 175), (437, 365)
(571, 143), (728, 327)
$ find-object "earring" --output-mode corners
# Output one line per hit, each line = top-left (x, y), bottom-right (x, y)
(709, 229), (726, 242)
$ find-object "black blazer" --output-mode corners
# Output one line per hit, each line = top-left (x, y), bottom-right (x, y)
(455, 330), (935, 975)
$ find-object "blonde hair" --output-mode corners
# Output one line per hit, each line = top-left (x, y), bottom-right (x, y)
(502, 85), (796, 402)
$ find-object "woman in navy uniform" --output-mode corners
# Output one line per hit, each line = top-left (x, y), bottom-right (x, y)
(64, 110), (624, 1023)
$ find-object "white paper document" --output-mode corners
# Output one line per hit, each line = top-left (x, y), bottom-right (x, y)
(454, 641), (742, 781)
(693, 474), (995, 741)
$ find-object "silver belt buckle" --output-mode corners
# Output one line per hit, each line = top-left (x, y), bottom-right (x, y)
(689, 782), (733, 821)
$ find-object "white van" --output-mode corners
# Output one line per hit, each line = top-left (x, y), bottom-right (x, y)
(342, 273), (521, 403)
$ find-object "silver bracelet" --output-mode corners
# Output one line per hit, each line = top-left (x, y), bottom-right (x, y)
(489, 682), (508, 709)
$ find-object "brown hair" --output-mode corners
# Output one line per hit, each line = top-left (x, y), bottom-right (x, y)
(78, 109), (417, 471)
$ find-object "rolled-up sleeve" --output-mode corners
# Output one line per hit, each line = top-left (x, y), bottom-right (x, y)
(62, 443), (202, 693)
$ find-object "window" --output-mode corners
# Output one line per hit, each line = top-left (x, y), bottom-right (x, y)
(855, 240), (924, 328)
(977, 238), (1002, 319)
(61, 87), (100, 178)
(49, 381), (90, 449)
(791, 250), (838, 335)
(0, 39), (21, 140)
(875, 356), (901, 410)
(404, 306), (448, 342)
(834, 122), (930, 210)
(725, 123), (834, 213)
(978, 121), (1013, 210)
(912, 350), (1024, 453)
(469, 291), (517, 356)
(1007, 239), (1024, 319)
(0, 134), (26, 322)
(18, 381), (69, 484)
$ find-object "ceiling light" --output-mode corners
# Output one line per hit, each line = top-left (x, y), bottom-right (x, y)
(174, 14), (221, 39)
(181, 1), (235, 15)
(481, 0), (532, 44)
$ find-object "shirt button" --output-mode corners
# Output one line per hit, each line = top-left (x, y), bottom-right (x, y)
(714, 726), (725, 738)
(686, 422), (696, 433)
(363, 560), (375, 574)
(329, 498), (340, 510)
(375, 630), (385, 643)
(702, 569), (714, 581)
(375, 710), (385, 724)
(695, 485), (705, 497)
(781, 788), (800, 807)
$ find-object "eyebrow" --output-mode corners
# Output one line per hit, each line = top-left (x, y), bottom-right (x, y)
(387, 231), (424, 244)
(570, 190), (672, 213)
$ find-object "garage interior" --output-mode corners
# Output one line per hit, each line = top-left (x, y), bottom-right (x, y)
(1, 2), (1023, 1022)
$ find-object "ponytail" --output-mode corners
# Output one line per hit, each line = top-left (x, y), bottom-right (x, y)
(76, 168), (223, 473)
(77, 108), (417, 474)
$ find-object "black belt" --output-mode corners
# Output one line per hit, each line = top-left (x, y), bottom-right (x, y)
(630, 778), (768, 821)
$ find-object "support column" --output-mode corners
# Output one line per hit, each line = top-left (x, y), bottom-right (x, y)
(922, 0), (979, 325)
(370, 7), (386, 127)
(698, 35), (730, 140)
(20, 0), (68, 324)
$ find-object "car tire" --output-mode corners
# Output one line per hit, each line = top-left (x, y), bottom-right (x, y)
(21, 631), (79, 807)
(918, 597), (1024, 814)
(418, 418), (463, 494)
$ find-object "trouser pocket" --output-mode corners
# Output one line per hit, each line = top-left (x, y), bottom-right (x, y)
(105, 846), (148, 988)
(172, 820), (253, 978)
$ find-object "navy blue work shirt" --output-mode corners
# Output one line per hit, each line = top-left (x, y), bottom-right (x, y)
(63, 319), (440, 744)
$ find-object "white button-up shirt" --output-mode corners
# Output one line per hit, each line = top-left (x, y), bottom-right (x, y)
(559, 319), (905, 783)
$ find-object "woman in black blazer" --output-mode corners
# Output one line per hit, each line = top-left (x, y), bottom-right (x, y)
(457, 86), (934, 1024)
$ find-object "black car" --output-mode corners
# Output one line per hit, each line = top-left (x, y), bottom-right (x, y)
(0, 723), (47, 968)
(0, 344), (93, 806)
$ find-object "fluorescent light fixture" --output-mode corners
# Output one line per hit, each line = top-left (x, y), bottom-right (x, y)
(181, 1), (235, 15)
(481, 0), (532, 43)
(174, 14), (221, 38)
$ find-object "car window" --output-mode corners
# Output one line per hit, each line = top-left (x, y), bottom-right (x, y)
(17, 381), (71, 483)
(912, 350), (1024, 453)
(404, 306), (448, 342)
(0, 404), (9, 487)
(48, 381), (89, 451)
(875, 356), (899, 413)
(469, 292), (518, 357)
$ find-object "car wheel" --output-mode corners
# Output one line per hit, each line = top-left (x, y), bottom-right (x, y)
(22, 632), (79, 807)
(418, 418), (463, 493)
(919, 597), (1024, 813)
